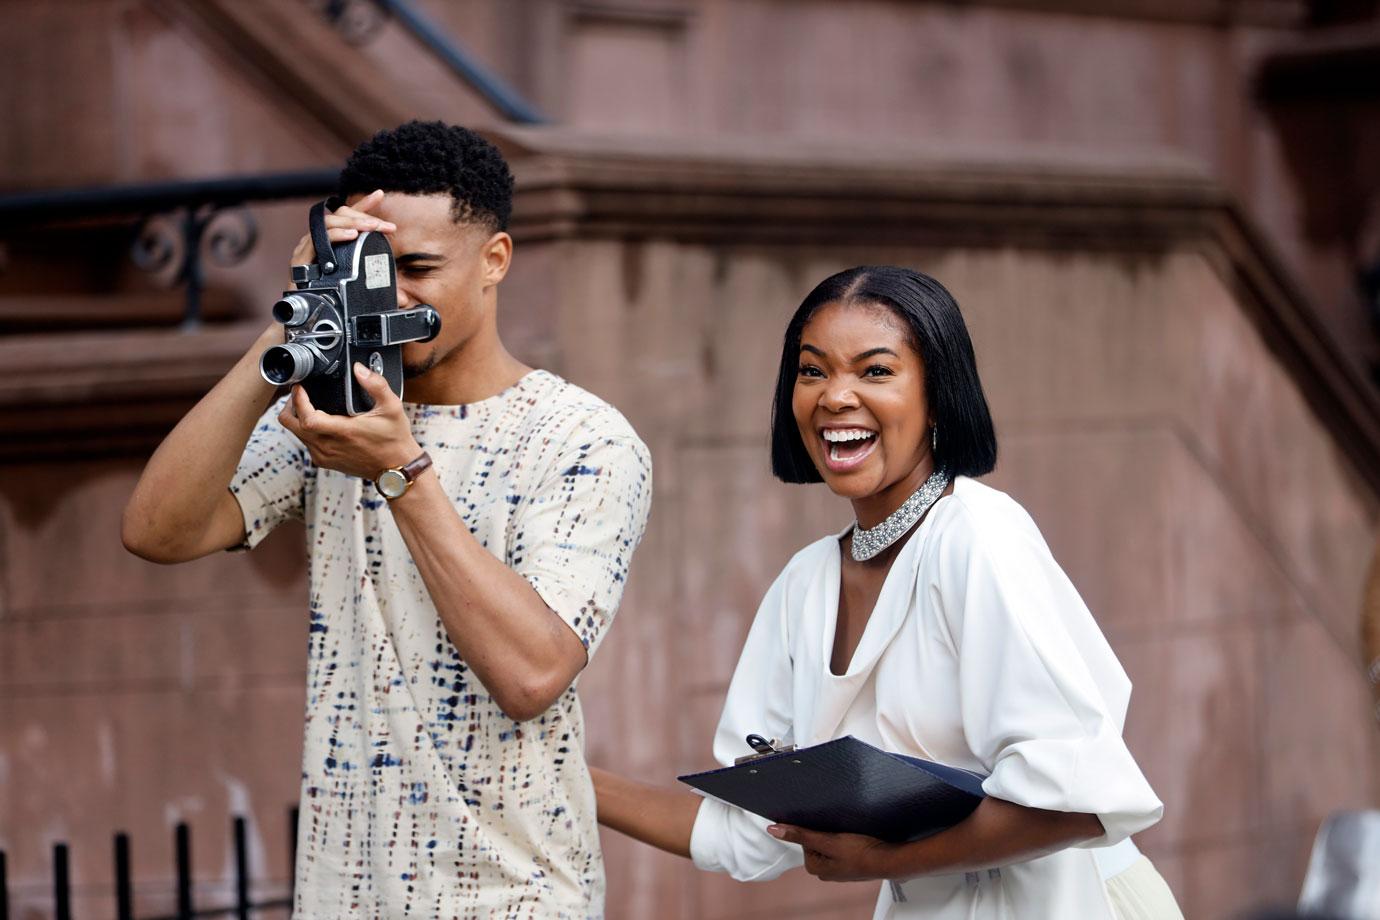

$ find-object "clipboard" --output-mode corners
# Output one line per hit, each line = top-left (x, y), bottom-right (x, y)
(678, 734), (987, 842)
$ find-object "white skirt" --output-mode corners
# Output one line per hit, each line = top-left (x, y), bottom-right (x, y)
(1106, 857), (1184, 920)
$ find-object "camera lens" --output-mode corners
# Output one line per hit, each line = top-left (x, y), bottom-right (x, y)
(272, 294), (313, 326)
(260, 343), (317, 386)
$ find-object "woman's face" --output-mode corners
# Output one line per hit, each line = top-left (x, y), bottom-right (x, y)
(792, 299), (933, 504)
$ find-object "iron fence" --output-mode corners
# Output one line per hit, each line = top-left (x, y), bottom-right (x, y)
(0, 808), (298, 920)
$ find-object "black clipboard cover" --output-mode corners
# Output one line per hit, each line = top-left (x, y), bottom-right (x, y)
(678, 735), (987, 842)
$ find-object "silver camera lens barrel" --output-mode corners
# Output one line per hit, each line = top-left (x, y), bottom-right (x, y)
(259, 342), (318, 386)
(272, 294), (314, 326)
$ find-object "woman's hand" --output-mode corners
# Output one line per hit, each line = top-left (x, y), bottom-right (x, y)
(767, 824), (899, 882)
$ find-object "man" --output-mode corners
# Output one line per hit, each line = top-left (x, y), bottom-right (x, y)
(122, 121), (652, 917)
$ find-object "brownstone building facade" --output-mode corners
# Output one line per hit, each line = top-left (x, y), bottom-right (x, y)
(2, 2), (1379, 918)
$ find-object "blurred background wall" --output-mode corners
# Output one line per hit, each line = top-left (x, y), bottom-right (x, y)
(2, 1), (1380, 918)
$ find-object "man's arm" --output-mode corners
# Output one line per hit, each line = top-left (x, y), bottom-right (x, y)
(277, 366), (612, 723)
(389, 468), (589, 722)
(123, 192), (395, 564)
(121, 323), (282, 562)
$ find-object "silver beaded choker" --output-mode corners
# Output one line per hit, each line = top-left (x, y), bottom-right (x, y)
(849, 470), (950, 562)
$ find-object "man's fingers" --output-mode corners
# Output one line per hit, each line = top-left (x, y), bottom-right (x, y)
(277, 397), (301, 436)
(328, 199), (396, 233)
(291, 385), (340, 436)
(288, 193), (394, 271)
(353, 362), (407, 420)
(291, 235), (315, 266)
(347, 188), (385, 213)
(353, 362), (398, 410)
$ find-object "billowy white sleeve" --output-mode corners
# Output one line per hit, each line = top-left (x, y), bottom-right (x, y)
(936, 508), (1163, 847)
(688, 567), (806, 881)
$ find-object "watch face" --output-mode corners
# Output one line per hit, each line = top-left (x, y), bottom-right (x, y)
(376, 469), (408, 499)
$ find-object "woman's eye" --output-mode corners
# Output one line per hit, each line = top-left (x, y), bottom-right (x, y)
(863, 365), (895, 378)
(797, 364), (824, 378)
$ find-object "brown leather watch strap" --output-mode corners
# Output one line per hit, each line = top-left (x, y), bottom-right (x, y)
(399, 450), (433, 484)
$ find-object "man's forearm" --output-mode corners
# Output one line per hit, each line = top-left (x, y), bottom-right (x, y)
(122, 324), (282, 560)
(387, 472), (588, 721)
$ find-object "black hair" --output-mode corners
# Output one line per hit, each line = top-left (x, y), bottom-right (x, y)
(770, 265), (998, 483)
(337, 120), (514, 232)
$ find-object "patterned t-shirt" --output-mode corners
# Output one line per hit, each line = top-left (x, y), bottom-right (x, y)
(230, 370), (652, 919)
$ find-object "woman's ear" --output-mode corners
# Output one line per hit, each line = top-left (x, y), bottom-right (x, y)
(481, 231), (513, 287)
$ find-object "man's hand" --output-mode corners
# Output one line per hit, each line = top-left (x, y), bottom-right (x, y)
(290, 189), (397, 267)
(766, 824), (898, 882)
(278, 363), (420, 479)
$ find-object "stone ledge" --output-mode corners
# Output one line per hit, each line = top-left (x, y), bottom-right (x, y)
(0, 323), (263, 461)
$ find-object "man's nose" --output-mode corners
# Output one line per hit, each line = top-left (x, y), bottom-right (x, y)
(396, 283), (411, 309)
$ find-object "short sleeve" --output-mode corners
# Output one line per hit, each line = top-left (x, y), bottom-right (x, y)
(228, 397), (309, 551)
(689, 568), (805, 882)
(510, 431), (652, 659)
(936, 510), (1163, 847)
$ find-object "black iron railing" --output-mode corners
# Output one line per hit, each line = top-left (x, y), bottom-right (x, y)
(0, 809), (298, 920)
(317, 0), (546, 124)
(0, 170), (337, 330)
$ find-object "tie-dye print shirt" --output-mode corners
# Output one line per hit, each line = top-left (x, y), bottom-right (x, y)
(230, 370), (652, 918)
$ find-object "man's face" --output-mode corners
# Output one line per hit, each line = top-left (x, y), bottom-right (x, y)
(346, 192), (496, 380)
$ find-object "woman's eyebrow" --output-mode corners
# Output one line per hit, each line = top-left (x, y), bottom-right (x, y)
(799, 345), (899, 361)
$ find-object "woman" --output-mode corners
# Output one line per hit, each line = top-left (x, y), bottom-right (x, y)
(593, 266), (1182, 919)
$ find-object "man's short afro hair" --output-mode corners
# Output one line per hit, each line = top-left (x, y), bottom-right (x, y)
(337, 120), (514, 232)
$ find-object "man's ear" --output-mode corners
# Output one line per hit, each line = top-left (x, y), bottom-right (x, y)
(481, 231), (513, 287)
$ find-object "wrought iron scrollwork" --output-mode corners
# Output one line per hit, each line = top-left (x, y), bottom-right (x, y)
(205, 207), (259, 269)
(130, 204), (259, 328)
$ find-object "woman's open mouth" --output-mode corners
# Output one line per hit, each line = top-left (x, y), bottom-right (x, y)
(821, 427), (877, 472)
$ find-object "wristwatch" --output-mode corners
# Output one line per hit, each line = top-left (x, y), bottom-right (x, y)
(375, 451), (433, 500)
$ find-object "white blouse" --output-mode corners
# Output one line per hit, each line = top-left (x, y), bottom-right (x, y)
(688, 477), (1163, 919)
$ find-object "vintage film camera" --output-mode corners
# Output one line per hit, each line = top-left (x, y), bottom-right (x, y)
(259, 199), (440, 415)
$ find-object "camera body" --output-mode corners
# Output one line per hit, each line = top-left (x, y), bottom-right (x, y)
(259, 225), (440, 415)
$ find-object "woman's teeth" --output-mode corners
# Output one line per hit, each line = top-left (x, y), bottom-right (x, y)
(823, 429), (876, 461)
(823, 428), (874, 443)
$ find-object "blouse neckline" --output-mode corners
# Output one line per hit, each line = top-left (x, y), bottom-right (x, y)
(822, 476), (965, 680)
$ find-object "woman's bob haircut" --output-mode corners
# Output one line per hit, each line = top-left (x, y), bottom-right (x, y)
(770, 265), (998, 484)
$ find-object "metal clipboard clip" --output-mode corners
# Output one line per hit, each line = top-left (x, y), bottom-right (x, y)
(734, 733), (797, 765)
